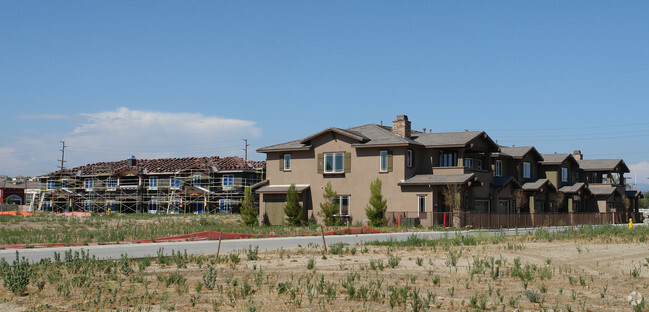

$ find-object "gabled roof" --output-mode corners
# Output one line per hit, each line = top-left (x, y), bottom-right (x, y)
(492, 176), (521, 188)
(256, 139), (312, 152)
(521, 179), (554, 192)
(496, 146), (543, 161)
(577, 159), (630, 173)
(541, 153), (579, 166)
(398, 173), (480, 186)
(258, 122), (499, 153)
(299, 127), (368, 144)
(626, 190), (643, 199)
(558, 182), (588, 194)
(588, 185), (624, 197)
(47, 156), (265, 176)
(258, 123), (421, 152)
(416, 131), (499, 151)
(348, 124), (420, 147)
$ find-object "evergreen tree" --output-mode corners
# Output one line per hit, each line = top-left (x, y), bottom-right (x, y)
(365, 178), (387, 227)
(239, 186), (257, 225)
(318, 182), (340, 226)
(284, 184), (303, 225)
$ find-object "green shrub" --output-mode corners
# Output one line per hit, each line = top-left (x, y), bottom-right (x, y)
(318, 182), (340, 226)
(365, 178), (387, 227)
(2, 251), (32, 295)
(240, 187), (258, 225)
(284, 184), (304, 226)
(203, 265), (217, 290)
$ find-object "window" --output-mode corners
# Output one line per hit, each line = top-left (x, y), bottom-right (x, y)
(193, 175), (201, 186)
(418, 195), (426, 213)
(335, 195), (350, 216)
(283, 154), (291, 171)
(324, 152), (344, 173)
(477, 159), (483, 170)
(106, 200), (116, 212)
(407, 150), (413, 168)
(148, 176), (158, 190)
(223, 174), (234, 190)
(84, 178), (93, 190)
(107, 176), (117, 190)
(464, 158), (473, 169)
(169, 200), (180, 214)
(170, 177), (181, 189)
(561, 167), (568, 183)
(219, 199), (232, 213)
(439, 151), (457, 167)
(84, 200), (92, 211)
(149, 200), (158, 213)
(61, 179), (70, 189)
(380, 150), (388, 172)
(495, 160), (503, 177)
(523, 162), (531, 179)
(47, 181), (55, 190)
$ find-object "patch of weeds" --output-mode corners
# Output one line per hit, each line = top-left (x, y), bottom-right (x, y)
(247, 245), (259, 261)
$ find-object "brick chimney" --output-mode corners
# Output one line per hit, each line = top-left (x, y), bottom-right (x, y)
(573, 150), (583, 160)
(392, 115), (411, 138)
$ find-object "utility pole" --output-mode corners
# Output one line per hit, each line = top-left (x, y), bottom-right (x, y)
(58, 141), (66, 172)
(243, 139), (249, 161)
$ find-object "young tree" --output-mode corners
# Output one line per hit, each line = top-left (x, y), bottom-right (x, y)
(554, 192), (565, 212)
(443, 184), (463, 228)
(513, 189), (527, 214)
(239, 186), (257, 225)
(365, 178), (387, 227)
(318, 182), (339, 226)
(284, 184), (303, 225)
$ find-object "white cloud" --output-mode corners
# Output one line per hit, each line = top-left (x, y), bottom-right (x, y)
(66, 107), (261, 161)
(0, 108), (262, 176)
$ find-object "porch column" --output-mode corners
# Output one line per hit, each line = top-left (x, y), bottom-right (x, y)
(568, 197), (573, 213)
(529, 195), (535, 213)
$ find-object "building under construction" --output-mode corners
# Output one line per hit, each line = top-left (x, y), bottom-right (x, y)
(40, 156), (265, 213)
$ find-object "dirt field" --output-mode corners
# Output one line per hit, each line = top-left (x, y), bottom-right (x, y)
(1, 232), (648, 312)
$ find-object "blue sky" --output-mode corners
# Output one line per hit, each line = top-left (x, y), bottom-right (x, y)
(2, 1), (649, 185)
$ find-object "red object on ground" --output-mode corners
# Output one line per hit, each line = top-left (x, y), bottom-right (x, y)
(0, 225), (385, 250)
(443, 213), (447, 229)
(0, 211), (32, 216)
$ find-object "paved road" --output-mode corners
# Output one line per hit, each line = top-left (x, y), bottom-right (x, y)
(0, 225), (593, 263)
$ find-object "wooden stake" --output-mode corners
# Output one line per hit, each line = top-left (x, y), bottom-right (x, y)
(320, 225), (327, 253)
(216, 232), (223, 257)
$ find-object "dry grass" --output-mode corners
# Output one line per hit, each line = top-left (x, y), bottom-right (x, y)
(1, 228), (648, 311)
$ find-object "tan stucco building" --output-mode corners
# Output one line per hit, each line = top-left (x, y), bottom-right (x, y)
(256, 115), (499, 226)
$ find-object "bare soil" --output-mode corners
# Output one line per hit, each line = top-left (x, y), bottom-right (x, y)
(1, 237), (648, 311)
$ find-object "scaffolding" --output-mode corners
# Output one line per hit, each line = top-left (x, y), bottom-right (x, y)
(40, 166), (265, 214)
